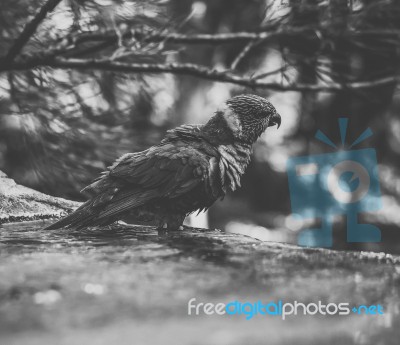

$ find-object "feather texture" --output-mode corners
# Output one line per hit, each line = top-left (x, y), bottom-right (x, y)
(46, 94), (280, 230)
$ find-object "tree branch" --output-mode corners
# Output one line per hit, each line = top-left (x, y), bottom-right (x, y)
(39, 29), (292, 62)
(67, 28), (400, 46)
(4, 57), (398, 92)
(7, 25), (398, 70)
(4, 0), (62, 63)
(32, 26), (400, 69)
(73, 29), (290, 46)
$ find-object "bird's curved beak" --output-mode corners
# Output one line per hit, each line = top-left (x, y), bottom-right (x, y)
(269, 112), (281, 129)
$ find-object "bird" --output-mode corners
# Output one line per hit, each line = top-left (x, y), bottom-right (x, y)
(45, 94), (281, 231)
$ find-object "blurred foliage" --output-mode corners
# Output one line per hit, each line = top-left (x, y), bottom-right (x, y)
(0, 0), (176, 199)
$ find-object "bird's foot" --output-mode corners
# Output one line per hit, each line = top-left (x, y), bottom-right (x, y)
(157, 214), (186, 233)
(156, 223), (185, 233)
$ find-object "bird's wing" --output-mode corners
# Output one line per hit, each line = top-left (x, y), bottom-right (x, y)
(85, 140), (221, 221)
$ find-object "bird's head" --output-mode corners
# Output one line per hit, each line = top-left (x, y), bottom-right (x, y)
(221, 94), (281, 143)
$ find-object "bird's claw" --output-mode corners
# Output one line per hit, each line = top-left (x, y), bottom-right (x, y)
(157, 223), (185, 232)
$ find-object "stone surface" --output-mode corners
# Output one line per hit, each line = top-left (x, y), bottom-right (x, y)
(0, 221), (399, 345)
(1, 172), (400, 344)
(0, 172), (79, 224)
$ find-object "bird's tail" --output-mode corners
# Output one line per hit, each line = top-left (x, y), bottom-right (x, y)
(44, 200), (101, 230)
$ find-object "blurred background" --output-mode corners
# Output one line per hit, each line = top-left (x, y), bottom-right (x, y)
(1, 0), (400, 253)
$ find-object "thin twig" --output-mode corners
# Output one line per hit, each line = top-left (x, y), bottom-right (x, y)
(253, 65), (289, 80)
(230, 40), (260, 70)
(4, 0), (63, 62)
